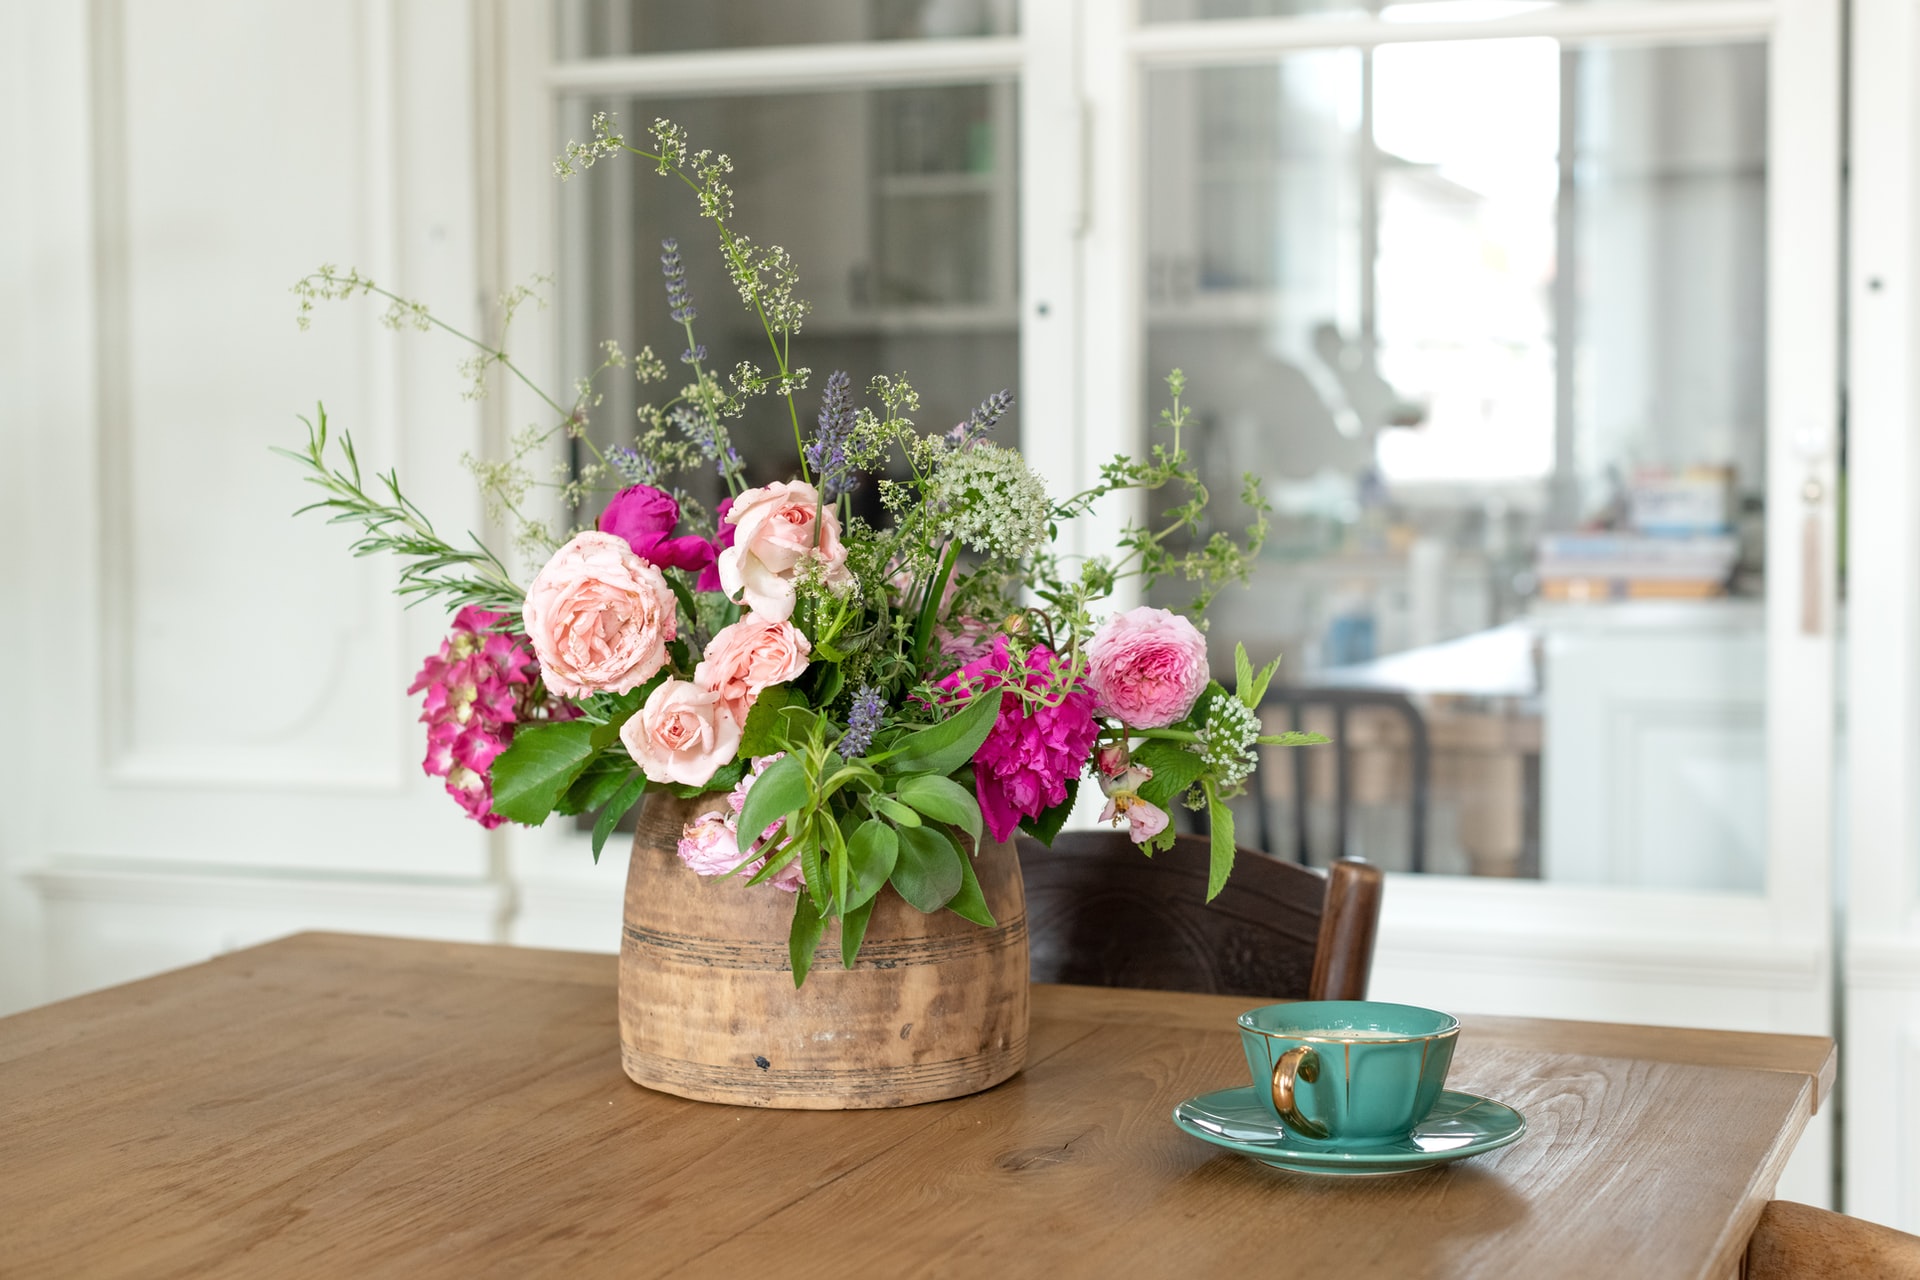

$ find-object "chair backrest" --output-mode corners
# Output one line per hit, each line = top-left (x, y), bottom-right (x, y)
(1017, 831), (1384, 1000)
(1744, 1200), (1920, 1279)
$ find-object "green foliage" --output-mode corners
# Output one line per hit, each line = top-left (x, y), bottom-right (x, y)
(1203, 778), (1236, 902)
(891, 824), (963, 913)
(881, 691), (1001, 776)
(590, 773), (647, 863)
(1018, 779), (1079, 847)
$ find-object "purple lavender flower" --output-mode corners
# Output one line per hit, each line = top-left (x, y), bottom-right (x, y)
(805, 370), (856, 499)
(840, 684), (886, 757)
(948, 388), (1014, 449)
(660, 238), (696, 323)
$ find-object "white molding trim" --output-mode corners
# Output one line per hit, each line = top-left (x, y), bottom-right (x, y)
(1129, 2), (1773, 64)
(548, 36), (1023, 98)
(28, 862), (505, 915)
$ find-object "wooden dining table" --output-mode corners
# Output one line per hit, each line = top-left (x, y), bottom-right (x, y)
(0, 932), (1834, 1279)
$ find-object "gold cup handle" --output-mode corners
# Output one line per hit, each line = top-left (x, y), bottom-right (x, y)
(1270, 1045), (1331, 1140)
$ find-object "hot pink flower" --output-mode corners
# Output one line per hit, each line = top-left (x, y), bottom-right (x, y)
(523, 531), (677, 698)
(696, 495), (736, 593)
(408, 606), (578, 830)
(936, 637), (1099, 844)
(1084, 606), (1210, 728)
(717, 480), (853, 622)
(696, 613), (811, 725)
(620, 678), (744, 787)
(598, 483), (718, 580)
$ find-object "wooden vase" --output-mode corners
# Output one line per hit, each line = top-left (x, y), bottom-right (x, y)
(618, 789), (1031, 1109)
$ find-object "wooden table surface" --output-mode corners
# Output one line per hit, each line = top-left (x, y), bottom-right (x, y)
(0, 933), (1834, 1280)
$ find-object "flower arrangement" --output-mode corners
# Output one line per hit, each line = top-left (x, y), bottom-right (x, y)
(281, 115), (1321, 984)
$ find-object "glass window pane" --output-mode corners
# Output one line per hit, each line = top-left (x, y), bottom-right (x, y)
(1144, 41), (1768, 890)
(558, 0), (1017, 57)
(558, 85), (1019, 528)
(1142, 0), (1748, 22)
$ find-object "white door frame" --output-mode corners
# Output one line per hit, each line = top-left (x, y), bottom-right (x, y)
(1844, 0), (1920, 1233)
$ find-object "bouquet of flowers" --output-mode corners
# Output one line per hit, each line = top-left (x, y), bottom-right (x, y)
(282, 115), (1320, 984)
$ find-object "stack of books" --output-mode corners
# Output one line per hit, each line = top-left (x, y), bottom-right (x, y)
(1535, 532), (1740, 601)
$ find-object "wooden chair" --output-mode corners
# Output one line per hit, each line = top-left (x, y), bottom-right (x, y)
(1743, 1201), (1920, 1278)
(1017, 831), (1384, 1000)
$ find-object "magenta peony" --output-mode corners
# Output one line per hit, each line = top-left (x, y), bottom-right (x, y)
(937, 637), (1098, 844)
(1084, 606), (1210, 728)
(409, 606), (577, 829)
(717, 480), (853, 621)
(597, 483), (718, 580)
(523, 531), (677, 697)
(696, 612), (811, 725)
(620, 677), (744, 787)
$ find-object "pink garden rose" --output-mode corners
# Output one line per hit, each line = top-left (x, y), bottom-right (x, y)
(937, 637), (1099, 844)
(523, 531), (677, 698)
(620, 678), (745, 787)
(1084, 606), (1210, 728)
(717, 480), (853, 622)
(597, 483), (718, 580)
(676, 808), (744, 877)
(696, 613), (811, 725)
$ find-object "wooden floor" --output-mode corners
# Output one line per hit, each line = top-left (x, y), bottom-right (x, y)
(0, 933), (1834, 1279)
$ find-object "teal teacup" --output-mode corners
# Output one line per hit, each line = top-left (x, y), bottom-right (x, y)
(1236, 1001), (1460, 1147)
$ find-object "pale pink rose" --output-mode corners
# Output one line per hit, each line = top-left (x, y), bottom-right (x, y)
(676, 810), (745, 877)
(695, 613), (811, 725)
(717, 480), (853, 622)
(522, 531), (677, 698)
(767, 856), (807, 894)
(1084, 606), (1210, 729)
(620, 679), (744, 787)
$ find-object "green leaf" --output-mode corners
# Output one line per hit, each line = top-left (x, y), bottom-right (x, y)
(1257, 731), (1329, 747)
(590, 773), (647, 863)
(665, 758), (746, 799)
(788, 891), (829, 988)
(844, 819), (899, 911)
(1234, 643), (1254, 707)
(490, 720), (603, 825)
(894, 774), (982, 845)
(871, 795), (922, 827)
(945, 835), (997, 928)
(1134, 739), (1206, 811)
(1243, 649), (1282, 712)
(554, 751), (633, 817)
(890, 823), (964, 912)
(738, 753), (810, 848)
(880, 690), (1001, 777)
(739, 685), (796, 757)
(811, 663), (845, 714)
(838, 896), (876, 969)
(1203, 778), (1236, 901)
(1017, 778), (1078, 847)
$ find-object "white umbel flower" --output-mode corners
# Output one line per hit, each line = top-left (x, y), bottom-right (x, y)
(929, 443), (1051, 559)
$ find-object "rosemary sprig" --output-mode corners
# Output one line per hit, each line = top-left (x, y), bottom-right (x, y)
(273, 405), (525, 615)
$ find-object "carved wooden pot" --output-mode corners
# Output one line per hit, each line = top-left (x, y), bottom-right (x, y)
(619, 789), (1030, 1109)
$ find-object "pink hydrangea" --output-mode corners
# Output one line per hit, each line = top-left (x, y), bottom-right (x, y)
(936, 637), (1099, 844)
(1084, 606), (1210, 729)
(409, 606), (579, 829)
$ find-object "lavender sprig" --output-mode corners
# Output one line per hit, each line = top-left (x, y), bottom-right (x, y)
(660, 238), (696, 322)
(840, 685), (887, 757)
(947, 388), (1014, 449)
(806, 370), (857, 499)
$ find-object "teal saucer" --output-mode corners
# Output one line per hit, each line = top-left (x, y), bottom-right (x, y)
(1171, 1087), (1525, 1176)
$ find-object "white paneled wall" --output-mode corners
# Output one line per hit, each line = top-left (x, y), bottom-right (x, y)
(1, 0), (503, 1012)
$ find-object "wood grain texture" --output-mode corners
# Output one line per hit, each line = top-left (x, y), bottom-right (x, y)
(619, 791), (1029, 1109)
(1021, 832), (1381, 999)
(1743, 1200), (1920, 1278)
(0, 933), (1829, 1280)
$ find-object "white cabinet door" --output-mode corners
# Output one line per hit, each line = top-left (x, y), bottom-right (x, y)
(0, 0), (501, 1013)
